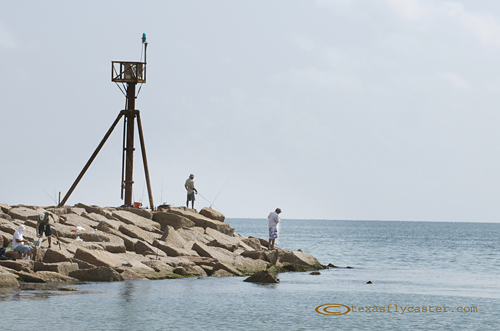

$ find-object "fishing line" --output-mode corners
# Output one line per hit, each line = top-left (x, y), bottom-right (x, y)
(43, 190), (58, 205)
(197, 192), (221, 211)
(210, 176), (230, 208)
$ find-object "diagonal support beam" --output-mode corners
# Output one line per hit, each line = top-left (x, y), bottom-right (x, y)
(58, 111), (125, 207)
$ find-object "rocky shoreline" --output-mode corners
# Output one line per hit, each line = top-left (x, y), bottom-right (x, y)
(0, 203), (326, 287)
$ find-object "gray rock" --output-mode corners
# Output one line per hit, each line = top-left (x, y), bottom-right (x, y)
(0, 203), (11, 214)
(0, 212), (12, 221)
(243, 270), (280, 283)
(135, 240), (166, 257)
(212, 269), (234, 277)
(199, 207), (225, 222)
(152, 212), (195, 230)
(118, 223), (160, 245)
(212, 262), (242, 276)
(43, 248), (73, 263)
(0, 260), (33, 272)
(167, 208), (234, 235)
(73, 247), (124, 268)
(35, 271), (79, 283)
(0, 271), (19, 287)
(116, 207), (152, 220)
(14, 270), (46, 283)
(192, 242), (235, 264)
(160, 226), (188, 248)
(69, 266), (123, 281)
(153, 240), (198, 257)
(60, 213), (99, 230)
(7, 208), (41, 221)
(33, 262), (79, 276)
(112, 210), (161, 233)
(242, 238), (265, 251)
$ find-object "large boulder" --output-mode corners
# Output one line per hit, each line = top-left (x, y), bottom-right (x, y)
(74, 203), (108, 217)
(167, 208), (234, 235)
(98, 226), (138, 251)
(177, 228), (212, 247)
(204, 228), (241, 252)
(7, 208), (41, 221)
(112, 210), (161, 233)
(0, 211), (12, 221)
(0, 260), (33, 272)
(242, 238), (265, 251)
(152, 212), (195, 230)
(118, 224), (160, 245)
(0, 220), (18, 235)
(60, 214), (99, 230)
(212, 262), (242, 276)
(153, 240), (198, 257)
(278, 250), (325, 270)
(34, 262), (79, 276)
(243, 270), (280, 283)
(5, 250), (22, 260)
(0, 271), (19, 287)
(135, 240), (166, 257)
(85, 213), (121, 229)
(43, 248), (74, 263)
(199, 207), (225, 222)
(73, 247), (124, 268)
(14, 270), (46, 283)
(192, 242), (235, 264)
(161, 226), (188, 248)
(0, 203), (11, 214)
(35, 271), (79, 283)
(116, 207), (152, 220)
(119, 269), (148, 280)
(69, 266), (123, 281)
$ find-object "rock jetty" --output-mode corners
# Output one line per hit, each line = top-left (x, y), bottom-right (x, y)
(0, 203), (325, 287)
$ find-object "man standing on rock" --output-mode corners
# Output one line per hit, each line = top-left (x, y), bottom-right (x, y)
(37, 211), (53, 249)
(185, 174), (198, 209)
(268, 208), (281, 250)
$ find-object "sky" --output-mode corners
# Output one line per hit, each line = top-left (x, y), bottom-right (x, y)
(1, 0), (500, 222)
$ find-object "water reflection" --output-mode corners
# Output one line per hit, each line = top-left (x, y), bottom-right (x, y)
(0, 283), (79, 302)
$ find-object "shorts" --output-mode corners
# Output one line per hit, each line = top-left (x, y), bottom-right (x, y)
(269, 227), (278, 239)
(14, 244), (33, 254)
(38, 224), (52, 237)
(187, 192), (195, 201)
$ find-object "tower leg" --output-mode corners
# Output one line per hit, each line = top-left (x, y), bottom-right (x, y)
(137, 112), (154, 209)
(124, 83), (136, 207)
(58, 111), (125, 207)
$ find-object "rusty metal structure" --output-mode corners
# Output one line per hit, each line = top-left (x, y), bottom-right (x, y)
(58, 34), (154, 209)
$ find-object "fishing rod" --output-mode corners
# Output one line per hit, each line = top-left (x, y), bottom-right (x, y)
(43, 190), (58, 205)
(210, 177), (230, 208)
(196, 192), (221, 211)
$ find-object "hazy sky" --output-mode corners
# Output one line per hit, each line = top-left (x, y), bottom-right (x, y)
(1, 0), (500, 222)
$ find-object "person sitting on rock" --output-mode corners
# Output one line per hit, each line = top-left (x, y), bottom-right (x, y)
(185, 174), (198, 209)
(37, 211), (53, 249)
(268, 208), (281, 250)
(12, 224), (34, 260)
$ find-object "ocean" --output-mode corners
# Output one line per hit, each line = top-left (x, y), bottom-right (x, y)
(1, 219), (499, 331)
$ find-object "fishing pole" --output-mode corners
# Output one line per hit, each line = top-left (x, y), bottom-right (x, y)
(196, 192), (221, 211)
(43, 190), (58, 205)
(210, 177), (230, 208)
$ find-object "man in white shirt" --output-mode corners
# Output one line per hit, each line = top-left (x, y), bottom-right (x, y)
(12, 225), (34, 260)
(185, 174), (198, 209)
(268, 208), (282, 250)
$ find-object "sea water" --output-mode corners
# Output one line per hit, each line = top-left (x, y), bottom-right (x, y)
(1, 219), (499, 331)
